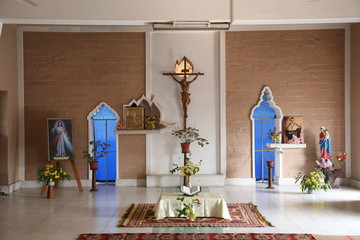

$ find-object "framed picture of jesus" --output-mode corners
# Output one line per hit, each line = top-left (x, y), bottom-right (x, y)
(47, 118), (74, 161)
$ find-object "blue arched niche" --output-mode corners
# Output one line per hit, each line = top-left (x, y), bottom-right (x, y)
(251, 87), (282, 182)
(91, 103), (118, 183)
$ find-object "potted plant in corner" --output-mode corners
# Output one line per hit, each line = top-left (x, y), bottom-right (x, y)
(294, 169), (331, 194)
(171, 127), (209, 153)
(83, 140), (110, 170)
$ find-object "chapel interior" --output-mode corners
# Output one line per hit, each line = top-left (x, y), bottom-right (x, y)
(1, 1), (360, 240)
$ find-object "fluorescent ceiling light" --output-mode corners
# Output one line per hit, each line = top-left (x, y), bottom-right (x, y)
(153, 21), (230, 31)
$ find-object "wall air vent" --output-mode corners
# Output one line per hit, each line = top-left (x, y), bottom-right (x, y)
(153, 21), (231, 31)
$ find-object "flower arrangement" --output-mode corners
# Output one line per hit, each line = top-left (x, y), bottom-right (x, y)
(268, 127), (282, 143)
(175, 197), (201, 220)
(336, 152), (347, 165)
(170, 158), (202, 176)
(37, 164), (71, 185)
(83, 140), (110, 163)
(294, 169), (330, 193)
(145, 115), (159, 129)
(172, 127), (209, 147)
(0, 187), (7, 198)
(116, 120), (125, 130)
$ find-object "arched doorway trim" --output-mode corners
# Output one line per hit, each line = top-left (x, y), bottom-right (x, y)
(87, 102), (120, 180)
(250, 86), (283, 183)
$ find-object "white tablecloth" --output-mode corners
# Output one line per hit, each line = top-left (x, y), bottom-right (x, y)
(154, 192), (232, 220)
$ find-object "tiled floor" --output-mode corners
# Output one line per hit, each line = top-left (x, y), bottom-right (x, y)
(1, 183), (360, 240)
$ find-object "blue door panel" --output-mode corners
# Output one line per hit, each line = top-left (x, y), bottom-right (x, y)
(107, 120), (117, 152)
(107, 152), (116, 181)
(253, 108), (275, 181)
(92, 108), (117, 182)
(254, 120), (262, 151)
(96, 155), (106, 181)
(255, 151), (263, 181)
(94, 120), (106, 143)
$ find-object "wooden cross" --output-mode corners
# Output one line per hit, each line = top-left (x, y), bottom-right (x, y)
(163, 56), (204, 128)
(163, 57), (204, 187)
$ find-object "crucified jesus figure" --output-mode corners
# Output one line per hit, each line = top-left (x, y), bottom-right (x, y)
(171, 75), (199, 119)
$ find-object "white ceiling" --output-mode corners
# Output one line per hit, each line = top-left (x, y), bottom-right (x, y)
(0, 0), (359, 26)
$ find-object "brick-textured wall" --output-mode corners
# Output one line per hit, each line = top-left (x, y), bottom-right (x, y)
(351, 24), (360, 181)
(119, 135), (146, 179)
(0, 25), (19, 185)
(24, 32), (145, 180)
(226, 29), (345, 178)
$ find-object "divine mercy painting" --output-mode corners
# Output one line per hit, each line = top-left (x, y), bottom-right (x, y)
(47, 118), (74, 161)
(282, 116), (304, 144)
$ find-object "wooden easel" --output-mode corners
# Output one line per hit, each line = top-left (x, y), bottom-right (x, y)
(41, 160), (83, 195)
(163, 56), (204, 186)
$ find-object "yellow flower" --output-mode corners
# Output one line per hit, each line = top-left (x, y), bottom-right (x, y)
(189, 215), (196, 220)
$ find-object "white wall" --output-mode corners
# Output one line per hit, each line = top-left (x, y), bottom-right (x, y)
(1, 0), (359, 25)
(149, 32), (220, 175)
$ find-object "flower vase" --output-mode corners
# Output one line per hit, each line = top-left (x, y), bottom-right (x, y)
(48, 181), (55, 187)
(184, 175), (191, 188)
(47, 181), (55, 199)
(307, 189), (313, 194)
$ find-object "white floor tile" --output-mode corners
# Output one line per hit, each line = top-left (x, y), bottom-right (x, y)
(1, 183), (360, 240)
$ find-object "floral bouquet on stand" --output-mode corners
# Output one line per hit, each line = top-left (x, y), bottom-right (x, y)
(170, 158), (202, 188)
(336, 152), (347, 165)
(268, 127), (282, 143)
(294, 169), (330, 193)
(145, 115), (159, 129)
(37, 164), (71, 186)
(175, 197), (201, 221)
(170, 158), (202, 176)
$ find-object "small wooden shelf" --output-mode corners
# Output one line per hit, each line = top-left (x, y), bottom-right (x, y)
(266, 143), (307, 149)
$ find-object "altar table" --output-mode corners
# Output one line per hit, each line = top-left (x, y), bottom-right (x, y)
(154, 192), (232, 220)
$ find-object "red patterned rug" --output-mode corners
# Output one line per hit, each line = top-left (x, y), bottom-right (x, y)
(77, 233), (315, 240)
(118, 203), (273, 228)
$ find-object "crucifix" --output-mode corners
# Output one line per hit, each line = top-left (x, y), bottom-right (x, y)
(163, 56), (204, 128)
(163, 56), (204, 186)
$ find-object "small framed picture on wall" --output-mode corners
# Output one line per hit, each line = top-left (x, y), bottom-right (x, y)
(47, 118), (74, 161)
(124, 107), (144, 130)
(282, 116), (304, 144)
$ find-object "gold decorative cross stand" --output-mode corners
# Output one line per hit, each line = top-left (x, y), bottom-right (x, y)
(163, 56), (204, 186)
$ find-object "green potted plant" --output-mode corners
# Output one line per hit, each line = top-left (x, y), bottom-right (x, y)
(36, 164), (71, 186)
(175, 197), (201, 221)
(294, 169), (331, 194)
(171, 127), (209, 152)
(83, 140), (110, 169)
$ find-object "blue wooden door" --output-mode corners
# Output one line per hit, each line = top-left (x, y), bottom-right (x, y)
(254, 119), (275, 181)
(92, 105), (117, 183)
(252, 97), (276, 181)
